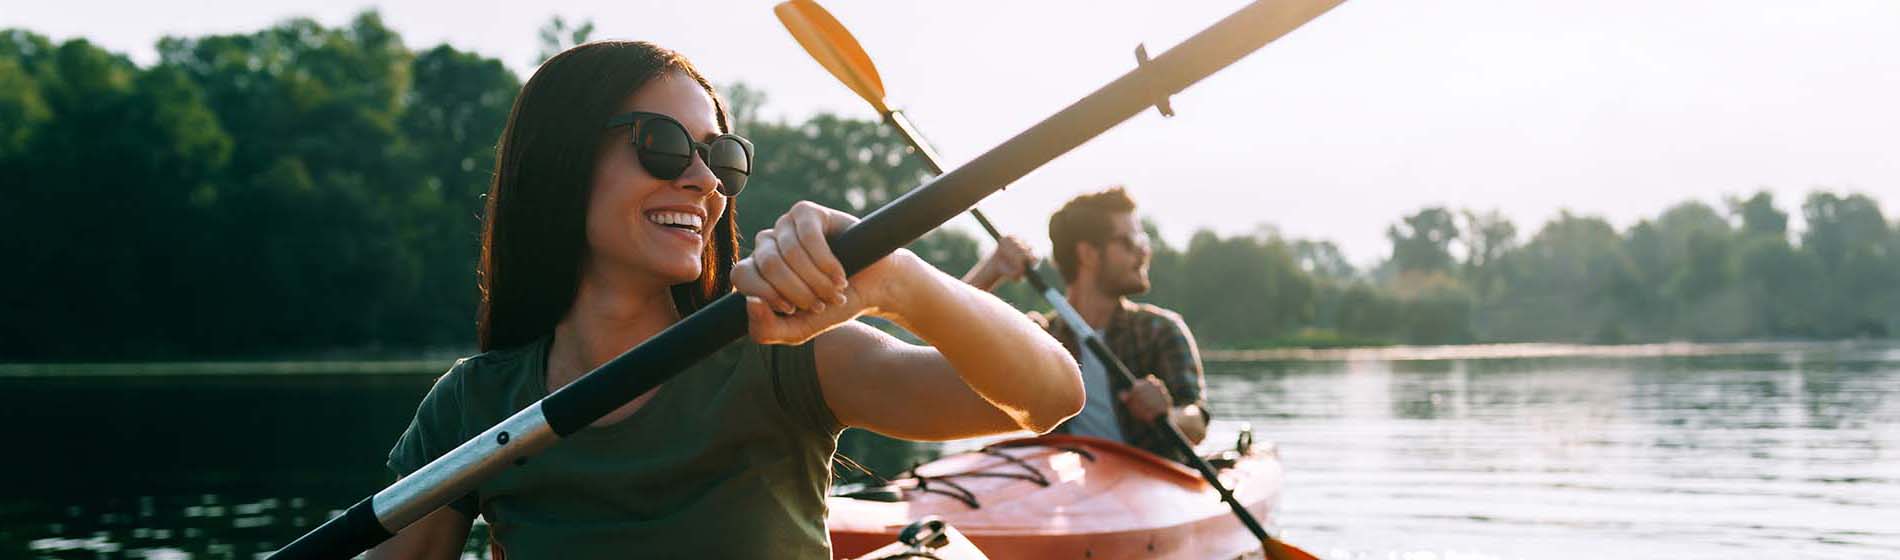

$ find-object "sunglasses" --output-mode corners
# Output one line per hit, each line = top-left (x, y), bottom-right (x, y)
(602, 111), (754, 196)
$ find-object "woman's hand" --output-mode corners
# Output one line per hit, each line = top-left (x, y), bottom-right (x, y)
(732, 201), (920, 345)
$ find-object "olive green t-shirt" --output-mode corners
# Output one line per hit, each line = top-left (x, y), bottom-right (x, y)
(386, 336), (844, 559)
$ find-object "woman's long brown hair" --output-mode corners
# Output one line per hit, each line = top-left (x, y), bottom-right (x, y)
(477, 41), (740, 352)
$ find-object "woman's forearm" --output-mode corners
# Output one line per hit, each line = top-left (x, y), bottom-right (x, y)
(873, 255), (1083, 432)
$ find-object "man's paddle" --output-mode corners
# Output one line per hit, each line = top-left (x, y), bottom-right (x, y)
(776, 2), (1332, 559)
(269, 1), (1342, 557)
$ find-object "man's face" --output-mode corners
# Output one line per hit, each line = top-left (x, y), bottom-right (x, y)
(1092, 212), (1151, 296)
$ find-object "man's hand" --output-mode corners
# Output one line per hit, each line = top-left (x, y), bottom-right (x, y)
(1119, 375), (1208, 445)
(961, 235), (1037, 292)
(1118, 375), (1173, 422)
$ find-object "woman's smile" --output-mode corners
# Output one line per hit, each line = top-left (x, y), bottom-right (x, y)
(644, 206), (706, 246)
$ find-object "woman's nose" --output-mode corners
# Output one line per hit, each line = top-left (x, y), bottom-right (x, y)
(674, 150), (721, 195)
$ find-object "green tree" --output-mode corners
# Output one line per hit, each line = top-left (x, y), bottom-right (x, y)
(1160, 230), (1316, 346)
(1485, 212), (1637, 341)
(1458, 209), (1515, 300)
(1801, 191), (1896, 336)
(1729, 191), (1788, 238)
(1735, 235), (1822, 335)
(1386, 207), (1460, 275)
(534, 16), (596, 65)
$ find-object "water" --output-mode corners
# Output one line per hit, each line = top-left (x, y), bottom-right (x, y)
(4, 341), (1896, 559)
(1225, 343), (1900, 559)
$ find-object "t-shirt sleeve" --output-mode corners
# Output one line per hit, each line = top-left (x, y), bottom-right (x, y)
(386, 360), (480, 516)
(1153, 313), (1211, 417)
(769, 342), (844, 437)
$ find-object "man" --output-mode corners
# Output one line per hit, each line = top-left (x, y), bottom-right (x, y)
(963, 187), (1209, 462)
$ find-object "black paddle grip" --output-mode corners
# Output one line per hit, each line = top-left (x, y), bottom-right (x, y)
(268, 496), (391, 559)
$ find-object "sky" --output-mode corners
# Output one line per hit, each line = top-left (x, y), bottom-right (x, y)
(7, 0), (1898, 265)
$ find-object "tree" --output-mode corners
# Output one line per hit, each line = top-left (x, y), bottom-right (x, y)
(390, 45), (521, 343)
(1729, 191), (1787, 238)
(534, 16), (596, 65)
(1735, 235), (1821, 336)
(1459, 209), (1515, 299)
(1160, 230), (1316, 346)
(1800, 191), (1896, 336)
(1293, 239), (1355, 280)
(1485, 212), (1636, 341)
(1386, 207), (1460, 274)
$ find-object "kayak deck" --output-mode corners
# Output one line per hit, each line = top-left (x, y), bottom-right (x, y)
(827, 434), (1284, 560)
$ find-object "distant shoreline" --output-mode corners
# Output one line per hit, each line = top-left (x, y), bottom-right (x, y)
(1202, 339), (1893, 362)
(0, 359), (453, 378)
(5, 339), (1893, 377)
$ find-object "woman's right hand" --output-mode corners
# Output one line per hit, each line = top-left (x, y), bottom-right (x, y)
(732, 201), (926, 345)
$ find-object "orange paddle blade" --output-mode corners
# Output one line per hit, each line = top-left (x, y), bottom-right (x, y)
(774, 0), (890, 114)
(1266, 538), (1325, 560)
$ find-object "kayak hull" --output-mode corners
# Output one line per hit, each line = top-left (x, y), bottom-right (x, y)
(827, 434), (1284, 560)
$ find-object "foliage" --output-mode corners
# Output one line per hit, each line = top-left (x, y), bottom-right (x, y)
(0, 15), (979, 360)
(3, 16), (1896, 359)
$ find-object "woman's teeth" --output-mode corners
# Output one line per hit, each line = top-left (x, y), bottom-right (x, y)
(646, 211), (704, 233)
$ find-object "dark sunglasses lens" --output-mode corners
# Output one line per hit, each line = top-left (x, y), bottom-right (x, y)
(634, 118), (692, 179)
(708, 137), (750, 196)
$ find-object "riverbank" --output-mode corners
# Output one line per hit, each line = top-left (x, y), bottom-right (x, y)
(0, 359), (452, 378)
(1203, 338), (1893, 362)
(10, 338), (1894, 376)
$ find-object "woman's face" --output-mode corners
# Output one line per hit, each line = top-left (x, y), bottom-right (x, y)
(585, 72), (731, 287)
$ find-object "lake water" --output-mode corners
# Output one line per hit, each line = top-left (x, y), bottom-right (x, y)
(3, 341), (1895, 559)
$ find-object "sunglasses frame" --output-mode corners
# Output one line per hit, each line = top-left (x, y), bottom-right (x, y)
(602, 111), (754, 196)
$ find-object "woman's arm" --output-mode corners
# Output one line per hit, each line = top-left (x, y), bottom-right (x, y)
(814, 254), (1081, 438)
(363, 506), (472, 560)
(733, 202), (1083, 437)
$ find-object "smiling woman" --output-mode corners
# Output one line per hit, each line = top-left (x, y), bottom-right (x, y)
(365, 41), (1082, 559)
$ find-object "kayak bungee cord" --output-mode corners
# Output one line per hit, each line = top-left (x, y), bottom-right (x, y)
(269, 1), (1344, 557)
(776, 1), (1334, 558)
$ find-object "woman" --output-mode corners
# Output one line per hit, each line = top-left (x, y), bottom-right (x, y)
(366, 41), (1083, 559)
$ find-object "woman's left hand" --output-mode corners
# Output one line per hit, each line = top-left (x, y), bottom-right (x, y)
(733, 201), (916, 345)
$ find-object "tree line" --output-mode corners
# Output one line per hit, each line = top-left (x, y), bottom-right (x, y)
(1137, 191), (1897, 348)
(2, 13), (1892, 360)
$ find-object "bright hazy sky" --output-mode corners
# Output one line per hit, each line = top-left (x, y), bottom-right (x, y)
(9, 0), (1898, 264)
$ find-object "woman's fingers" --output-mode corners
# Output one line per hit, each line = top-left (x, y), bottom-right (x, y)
(775, 211), (846, 307)
(790, 208), (849, 297)
(738, 201), (874, 322)
(745, 287), (864, 345)
(733, 241), (794, 314)
(752, 230), (821, 312)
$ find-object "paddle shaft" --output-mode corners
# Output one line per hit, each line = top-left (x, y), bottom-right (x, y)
(884, 106), (1291, 555)
(267, 2), (1310, 558)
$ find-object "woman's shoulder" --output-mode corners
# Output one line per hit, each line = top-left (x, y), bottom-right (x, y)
(427, 336), (550, 405)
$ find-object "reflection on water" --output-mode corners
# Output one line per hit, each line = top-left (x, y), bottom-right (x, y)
(12, 494), (489, 559)
(1223, 343), (1900, 559)
(0, 372), (472, 559)
(5, 341), (1898, 558)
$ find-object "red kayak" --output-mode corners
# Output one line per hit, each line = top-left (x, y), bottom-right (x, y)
(827, 433), (1285, 560)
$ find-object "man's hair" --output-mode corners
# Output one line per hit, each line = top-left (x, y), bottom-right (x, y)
(1049, 186), (1138, 283)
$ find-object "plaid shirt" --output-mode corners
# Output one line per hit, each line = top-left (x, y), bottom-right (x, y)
(1033, 299), (1209, 463)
